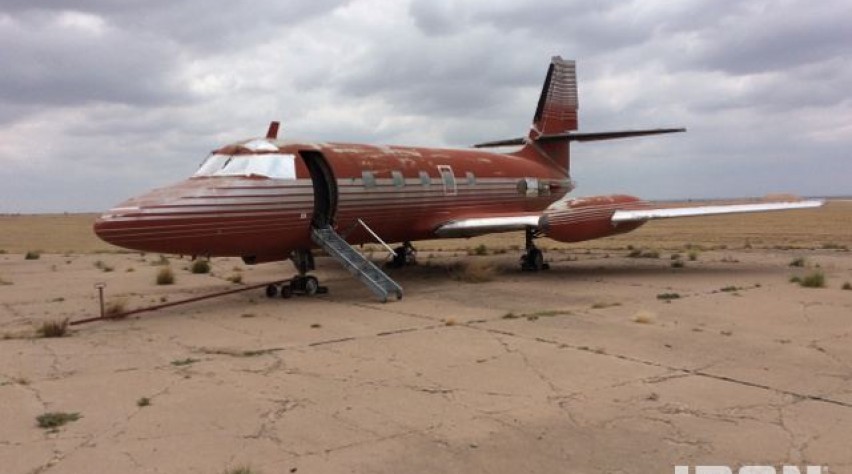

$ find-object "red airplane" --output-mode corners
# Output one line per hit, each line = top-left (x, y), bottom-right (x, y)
(94, 57), (822, 301)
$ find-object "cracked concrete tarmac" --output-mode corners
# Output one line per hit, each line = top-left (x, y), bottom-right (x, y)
(1, 247), (852, 473)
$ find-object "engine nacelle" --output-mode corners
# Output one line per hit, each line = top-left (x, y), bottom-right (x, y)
(541, 194), (648, 243)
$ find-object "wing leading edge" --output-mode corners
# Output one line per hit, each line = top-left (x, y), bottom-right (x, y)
(611, 200), (824, 223)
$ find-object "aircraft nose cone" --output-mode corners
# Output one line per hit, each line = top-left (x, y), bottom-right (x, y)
(92, 205), (140, 248)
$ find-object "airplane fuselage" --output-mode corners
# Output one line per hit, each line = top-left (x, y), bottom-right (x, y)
(94, 138), (579, 263)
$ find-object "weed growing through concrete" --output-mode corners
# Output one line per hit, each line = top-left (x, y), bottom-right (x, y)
(105, 299), (127, 318)
(94, 260), (114, 272)
(156, 266), (175, 285)
(37, 412), (80, 429)
(227, 273), (243, 284)
(502, 309), (572, 321)
(37, 319), (69, 338)
(452, 260), (495, 283)
(191, 259), (211, 274)
(223, 466), (259, 474)
(632, 311), (656, 324)
(656, 293), (681, 301)
(591, 302), (621, 309)
(798, 271), (826, 288)
(171, 358), (199, 366)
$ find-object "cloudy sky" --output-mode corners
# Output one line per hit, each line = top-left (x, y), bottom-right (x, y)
(1, 0), (850, 212)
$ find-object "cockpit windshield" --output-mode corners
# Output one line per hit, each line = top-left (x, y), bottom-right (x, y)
(193, 153), (297, 179)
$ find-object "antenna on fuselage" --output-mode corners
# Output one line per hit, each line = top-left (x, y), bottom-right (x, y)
(266, 121), (280, 139)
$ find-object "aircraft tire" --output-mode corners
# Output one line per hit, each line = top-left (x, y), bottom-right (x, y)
(305, 276), (319, 296)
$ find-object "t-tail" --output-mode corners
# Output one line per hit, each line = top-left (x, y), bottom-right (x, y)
(473, 56), (686, 176)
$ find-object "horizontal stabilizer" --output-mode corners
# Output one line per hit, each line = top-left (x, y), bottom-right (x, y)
(611, 200), (824, 223)
(473, 128), (685, 148)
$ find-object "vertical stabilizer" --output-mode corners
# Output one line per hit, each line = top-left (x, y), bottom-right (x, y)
(511, 56), (577, 175)
(531, 57), (578, 137)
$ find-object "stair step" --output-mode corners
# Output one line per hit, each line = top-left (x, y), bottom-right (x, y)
(311, 225), (403, 302)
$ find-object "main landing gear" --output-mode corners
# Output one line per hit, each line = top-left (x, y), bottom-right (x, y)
(265, 249), (328, 299)
(387, 241), (417, 269)
(520, 227), (550, 272)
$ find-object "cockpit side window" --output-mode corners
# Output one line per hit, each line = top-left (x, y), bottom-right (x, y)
(194, 154), (230, 176)
(193, 153), (297, 179)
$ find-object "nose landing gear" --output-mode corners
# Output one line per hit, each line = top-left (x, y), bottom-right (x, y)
(264, 249), (328, 299)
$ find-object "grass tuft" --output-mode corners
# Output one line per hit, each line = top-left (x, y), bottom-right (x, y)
(656, 293), (681, 301)
(136, 397), (151, 407)
(25, 250), (41, 260)
(471, 244), (488, 256)
(687, 251), (699, 261)
(452, 260), (495, 283)
(671, 260), (684, 268)
(788, 257), (806, 267)
(632, 310), (656, 324)
(223, 466), (259, 474)
(36, 412), (80, 429)
(842, 282), (852, 290)
(94, 260), (114, 272)
(105, 299), (127, 318)
(37, 318), (69, 338)
(798, 271), (826, 288)
(156, 266), (175, 285)
(171, 357), (199, 367)
(227, 273), (244, 284)
(191, 259), (211, 274)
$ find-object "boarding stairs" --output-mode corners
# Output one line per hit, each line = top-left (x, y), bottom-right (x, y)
(311, 224), (403, 303)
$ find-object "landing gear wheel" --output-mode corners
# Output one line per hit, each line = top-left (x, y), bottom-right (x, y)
(520, 226), (548, 272)
(304, 276), (319, 296)
(280, 285), (293, 299)
(265, 284), (279, 298)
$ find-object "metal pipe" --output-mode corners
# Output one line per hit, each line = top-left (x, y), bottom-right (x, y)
(71, 279), (290, 326)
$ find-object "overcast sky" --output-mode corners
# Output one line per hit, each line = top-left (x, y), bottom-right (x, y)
(1, 0), (850, 212)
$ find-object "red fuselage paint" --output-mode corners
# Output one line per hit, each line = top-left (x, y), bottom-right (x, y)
(93, 138), (646, 262)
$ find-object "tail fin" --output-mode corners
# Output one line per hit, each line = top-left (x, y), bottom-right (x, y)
(472, 56), (684, 176)
(531, 56), (578, 137)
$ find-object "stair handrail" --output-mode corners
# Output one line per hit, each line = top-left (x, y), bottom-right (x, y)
(356, 219), (396, 260)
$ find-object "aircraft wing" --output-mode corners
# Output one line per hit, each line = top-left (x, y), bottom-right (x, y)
(433, 200), (824, 239)
(611, 200), (824, 223)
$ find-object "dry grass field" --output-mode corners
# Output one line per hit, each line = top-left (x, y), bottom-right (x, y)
(1, 201), (851, 473)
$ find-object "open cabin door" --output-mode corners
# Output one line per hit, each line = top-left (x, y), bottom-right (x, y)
(299, 151), (338, 228)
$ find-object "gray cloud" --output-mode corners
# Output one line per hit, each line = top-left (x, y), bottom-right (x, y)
(0, 0), (850, 213)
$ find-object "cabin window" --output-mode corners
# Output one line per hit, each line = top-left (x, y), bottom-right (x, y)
(193, 153), (296, 179)
(419, 171), (430, 187)
(466, 171), (476, 186)
(391, 170), (404, 188)
(362, 171), (376, 188)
